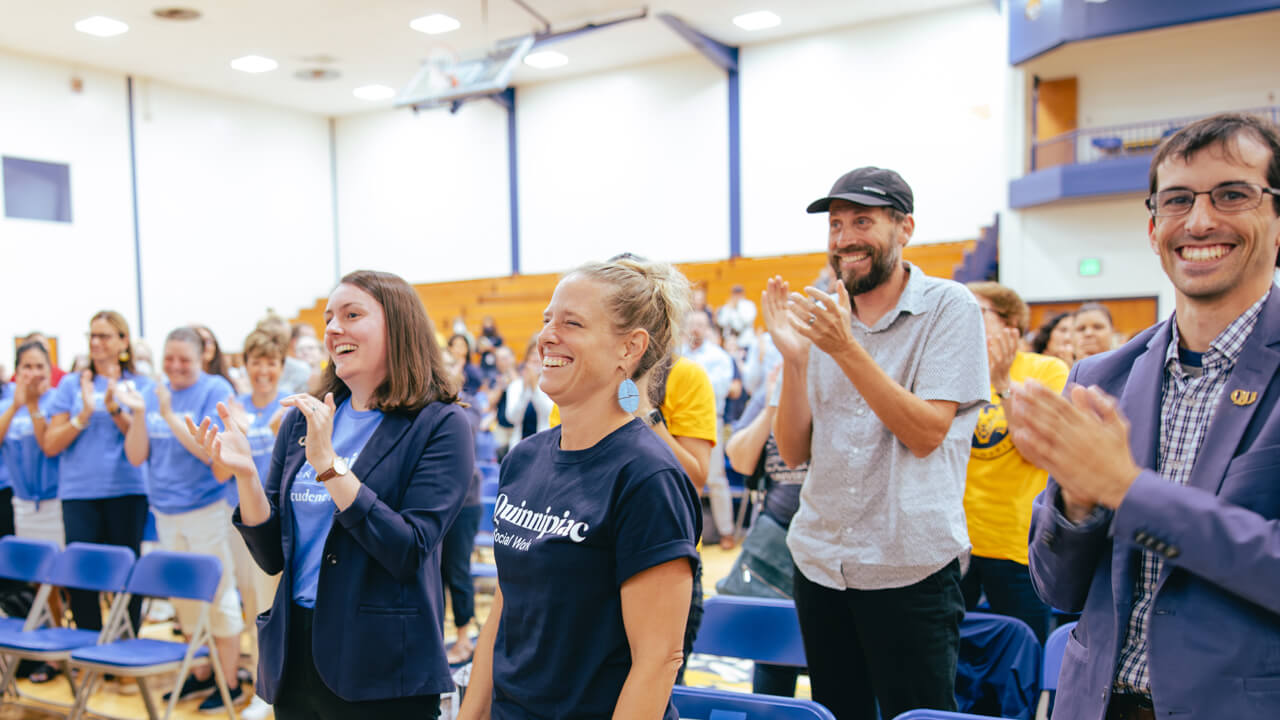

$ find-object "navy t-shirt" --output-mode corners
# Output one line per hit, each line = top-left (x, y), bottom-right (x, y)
(491, 419), (701, 720)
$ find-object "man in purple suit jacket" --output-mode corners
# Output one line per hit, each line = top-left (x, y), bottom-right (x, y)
(1009, 112), (1280, 720)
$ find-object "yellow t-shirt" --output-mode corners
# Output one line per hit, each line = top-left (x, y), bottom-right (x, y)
(547, 357), (718, 446)
(963, 351), (1070, 565)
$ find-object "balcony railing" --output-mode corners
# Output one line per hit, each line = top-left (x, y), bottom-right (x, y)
(1031, 106), (1280, 172)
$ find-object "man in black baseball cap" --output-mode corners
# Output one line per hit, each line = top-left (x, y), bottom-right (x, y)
(806, 165), (914, 215)
(760, 165), (988, 719)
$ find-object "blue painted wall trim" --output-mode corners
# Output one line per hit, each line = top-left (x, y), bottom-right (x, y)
(1010, 0), (1280, 65)
(126, 76), (145, 337)
(1009, 155), (1150, 208)
(504, 87), (520, 275)
(657, 13), (741, 258)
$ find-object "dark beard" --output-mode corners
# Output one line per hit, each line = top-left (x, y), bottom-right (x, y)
(831, 244), (899, 296)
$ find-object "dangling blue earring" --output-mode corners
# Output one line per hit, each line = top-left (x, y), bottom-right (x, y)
(617, 378), (640, 413)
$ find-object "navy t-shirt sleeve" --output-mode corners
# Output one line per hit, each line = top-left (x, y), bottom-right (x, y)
(612, 467), (700, 587)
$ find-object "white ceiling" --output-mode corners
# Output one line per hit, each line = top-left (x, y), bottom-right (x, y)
(0, 0), (979, 116)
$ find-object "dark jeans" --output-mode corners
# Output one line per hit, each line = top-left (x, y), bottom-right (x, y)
(275, 605), (441, 720)
(441, 504), (481, 628)
(753, 663), (800, 697)
(793, 559), (964, 720)
(960, 555), (1052, 645)
(62, 495), (148, 632)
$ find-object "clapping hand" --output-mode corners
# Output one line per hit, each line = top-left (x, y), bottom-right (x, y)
(762, 277), (812, 363)
(186, 403), (257, 479)
(280, 393), (338, 472)
(112, 381), (147, 413)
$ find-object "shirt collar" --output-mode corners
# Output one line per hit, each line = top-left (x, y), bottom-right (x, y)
(863, 261), (928, 333)
(1165, 287), (1271, 376)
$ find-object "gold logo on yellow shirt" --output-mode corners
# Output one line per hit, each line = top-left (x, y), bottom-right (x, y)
(1231, 389), (1258, 406)
(971, 402), (1014, 460)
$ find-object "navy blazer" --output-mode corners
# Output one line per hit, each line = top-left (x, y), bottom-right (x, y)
(1029, 288), (1280, 719)
(234, 395), (473, 703)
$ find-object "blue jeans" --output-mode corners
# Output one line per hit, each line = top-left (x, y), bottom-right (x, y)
(440, 505), (481, 627)
(959, 555), (1051, 645)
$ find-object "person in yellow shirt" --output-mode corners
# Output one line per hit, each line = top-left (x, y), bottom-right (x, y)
(963, 282), (1068, 644)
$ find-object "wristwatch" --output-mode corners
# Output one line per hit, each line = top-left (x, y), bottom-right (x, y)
(316, 456), (350, 482)
(644, 408), (665, 428)
(70, 415), (86, 430)
(996, 388), (1013, 401)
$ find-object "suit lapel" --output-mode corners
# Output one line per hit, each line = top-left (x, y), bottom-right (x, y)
(1110, 320), (1172, 610)
(350, 410), (414, 500)
(1187, 290), (1280, 495)
(1118, 320), (1171, 472)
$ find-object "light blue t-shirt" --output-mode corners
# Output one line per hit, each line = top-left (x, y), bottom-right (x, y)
(48, 372), (153, 500)
(0, 384), (59, 504)
(143, 372), (232, 515)
(230, 391), (286, 508)
(290, 400), (383, 608)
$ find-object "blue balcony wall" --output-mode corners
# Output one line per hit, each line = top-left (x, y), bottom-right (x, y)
(1009, 155), (1149, 209)
(1010, 0), (1280, 65)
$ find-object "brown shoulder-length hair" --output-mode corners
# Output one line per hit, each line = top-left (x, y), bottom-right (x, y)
(316, 270), (457, 412)
(89, 310), (137, 377)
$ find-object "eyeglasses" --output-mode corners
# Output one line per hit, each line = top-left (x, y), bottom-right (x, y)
(1145, 182), (1280, 217)
(87, 332), (122, 342)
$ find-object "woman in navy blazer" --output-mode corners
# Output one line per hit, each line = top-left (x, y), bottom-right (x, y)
(191, 270), (472, 719)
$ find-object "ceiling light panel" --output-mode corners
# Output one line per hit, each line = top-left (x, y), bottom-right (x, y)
(230, 55), (279, 73)
(733, 10), (781, 31)
(523, 51), (568, 70)
(75, 16), (130, 37)
(353, 85), (395, 100)
(410, 13), (461, 35)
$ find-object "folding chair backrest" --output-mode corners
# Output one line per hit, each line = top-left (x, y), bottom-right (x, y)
(479, 497), (496, 535)
(125, 551), (221, 602)
(692, 595), (807, 667)
(1043, 621), (1076, 692)
(892, 711), (1016, 720)
(0, 536), (60, 584)
(673, 685), (836, 720)
(47, 543), (136, 593)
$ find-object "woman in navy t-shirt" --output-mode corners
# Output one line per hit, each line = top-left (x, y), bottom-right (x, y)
(43, 310), (151, 633)
(461, 257), (702, 720)
(190, 270), (472, 720)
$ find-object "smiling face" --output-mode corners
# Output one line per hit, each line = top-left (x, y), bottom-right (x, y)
(247, 351), (284, 396)
(1047, 318), (1074, 362)
(324, 283), (388, 395)
(163, 338), (202, 390)
(537, 274), (631, 409)
(1150, 135), (1280, 309)
(88, 317), (127, 368)
(827, 199), (912, 296)
(16, 347), (50, 389)
(1073, 310), (1113, 359)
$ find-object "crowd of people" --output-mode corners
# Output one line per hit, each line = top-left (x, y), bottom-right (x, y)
(0, 111), (1278, 720)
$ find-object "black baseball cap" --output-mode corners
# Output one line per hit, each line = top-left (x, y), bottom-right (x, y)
(806, 166), (914, 215)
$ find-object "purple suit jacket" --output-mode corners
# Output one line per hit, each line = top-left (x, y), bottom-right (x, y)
(1029, 289), (1280, 719)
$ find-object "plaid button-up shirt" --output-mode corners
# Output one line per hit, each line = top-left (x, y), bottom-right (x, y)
(1113, 291), (1269, 695)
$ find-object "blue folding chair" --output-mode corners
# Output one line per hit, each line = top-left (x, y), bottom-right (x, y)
(893, 710), (1015, 719)
(0, 542), (136, 704)
(474, 495), (497, 550)
(68, 551), (234, 720)
(674, 685), (835, 720)
(1041, 621), (1076, 717)
(0, 537), (60, 633)
(692, 596), (807, 668)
